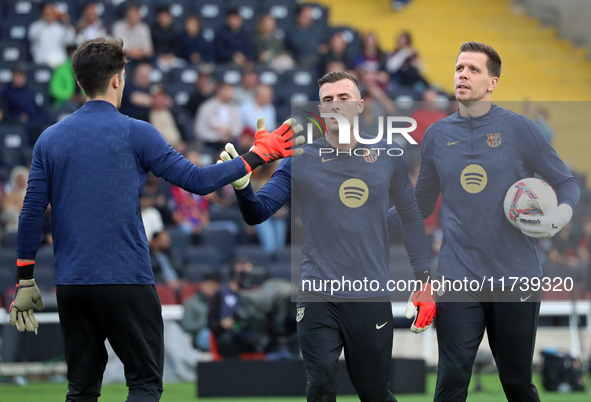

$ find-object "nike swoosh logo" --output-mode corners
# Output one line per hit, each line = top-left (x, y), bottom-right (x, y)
(376, 322), (388, 330)
(321, 158), (337, 162)
(447, 140), (461, 146)
(521, 294), (532, 302)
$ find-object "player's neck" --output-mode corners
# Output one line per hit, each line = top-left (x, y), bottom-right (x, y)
(87, 93), (119, 109)
(459, 100), (492, 118)
(325, 131), (357, 151)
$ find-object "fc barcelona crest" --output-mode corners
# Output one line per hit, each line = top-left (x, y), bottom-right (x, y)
(363, 149), (378, 163)
(487, 133), (502, 148)
(296, 307), (305, 322)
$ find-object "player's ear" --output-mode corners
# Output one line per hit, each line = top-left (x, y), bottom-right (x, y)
(488, 76), (498, 93)
(112, 73), (120, 89)
(357, 99), (364, 114)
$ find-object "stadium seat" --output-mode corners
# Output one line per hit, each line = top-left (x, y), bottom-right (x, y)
(29, 64), (52, 86)
(267, 262), (292, 281)
(209, 333), (265, 362)
(193, 1), (226, 33)
(1, 17), (31, 41)
(185, 245), (223, 269)
(168, 226), (190, 260)
(0, 39), (29, 63)
(166, 84), (192, 108)
(5, 0), (40, 21)
(305, 2), (330, 28)
(0, 268), (15, 300)
(261, 0), (295, 36)
(0, 249), (16, 268)
(213, 64), (242, 85)
(54, 0), (77, 21)
(0, 231), (18, 249)
(156, 284), (178, 305)
(184, 263), (215, 282)
(253, 67), (281, 87)
(167, 66), (199, 85)
(234, 245), (271, 267)
(329, 25), (361, 59)
(2, 287), (16, 311)
(0, 124), (30, 169)
(35, 247), (55, 269)
(201, 227), (237, 261)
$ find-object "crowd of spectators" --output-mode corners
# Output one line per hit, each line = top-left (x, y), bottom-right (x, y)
(0, 0), (590, 357)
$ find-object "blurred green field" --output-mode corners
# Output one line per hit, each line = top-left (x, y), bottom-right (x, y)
(1, 373), (590, 402)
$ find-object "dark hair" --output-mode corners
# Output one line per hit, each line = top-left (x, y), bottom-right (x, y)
(458, 41), (501, 78)
(317, 71), (360, 93)
(202, 272), (222, 283)
(39, 1), (55, 14)
(226, 8), (240, 17)
(155, 5), (170, 15)
(72, 38), (128, 98)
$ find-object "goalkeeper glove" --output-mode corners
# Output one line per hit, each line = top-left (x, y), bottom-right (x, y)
(405, 282), (435, 334)
(517, 203), (573, 239)
(9, 261), (44, 333)
(240, 118), (304, 173)
(217, 143), (252, 190)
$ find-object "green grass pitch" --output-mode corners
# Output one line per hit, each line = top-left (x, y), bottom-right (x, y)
(0, 373), (590, 401)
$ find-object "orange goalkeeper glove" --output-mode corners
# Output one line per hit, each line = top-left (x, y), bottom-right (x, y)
(405, 282), (436, 334)
(240, 118), (304, 173)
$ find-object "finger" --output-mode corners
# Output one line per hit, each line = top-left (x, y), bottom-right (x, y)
(8, 304), (17, 326)
(225, 143), (239, 159)
(256, 117), (266, 133)
(285, 135), (306, 149)
(23, 310), (36, 332)
(282, 118), (297, 127)
(405, 301), (415, 319)
(216, 160), (223, 164)
(292, 123), (304, 135)
(34, 296), (44, 311)
(16, 311), (25, 332)
(25, 310), (39, 331)
(220, 151), (231, 162)
(291, 148), (304, 157)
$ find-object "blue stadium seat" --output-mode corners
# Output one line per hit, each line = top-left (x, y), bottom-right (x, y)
(1, 17), (31, 41)
(167, 66), (199, 85)
(213, 64), (242, 85)
(234, 245), (271, 268)
(184, 262), (215, 282)
(0, 268), (15, 302)
(253, 67), (281, 87)
(201, 227), (237, 261)
(305, 2), (329, 28)
(329, 25), (361, 60)
(193, 1), (226, 33)
(261, 0), (294, 38)
(0, 124), (30, 170)
(185, 245), (223, 269)
(227, 0), (260, 33)
(5, 0), (40, 21)
(167, 83), (192, 108)
(0, 62), (13, 84)
(35, 247), (55, 270)
(1, 231), (18, 250)
(168, 226), (190, 260)
(0, 40), (29, 63)
(34, 268), (55, 291)
(29, 64), (52, 86)
(266, 262), (292, 281)
(54, 0), (77, 21)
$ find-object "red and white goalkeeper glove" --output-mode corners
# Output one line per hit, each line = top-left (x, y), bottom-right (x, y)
(240, 118), (304, 173)
(405, 282), (436, 334)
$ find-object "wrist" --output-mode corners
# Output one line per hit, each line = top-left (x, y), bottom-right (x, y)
(240, 152), (265, 173)
(414, 270), (431, 285)
(16, 261), (35, 280)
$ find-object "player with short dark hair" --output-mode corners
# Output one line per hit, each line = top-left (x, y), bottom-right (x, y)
(9, 37), (302, 402)
(217, 70), (435, 401)
(389, 42), (580, 401)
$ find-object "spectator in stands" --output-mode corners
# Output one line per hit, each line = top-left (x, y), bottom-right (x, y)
(181, 273), (222, 351)
(143, 173), (175, 226)
(49, 45), (84, 108)
(120, 62), (152, 121)
(409, 88), (448, 144)
(149, 84), (183, 151)
(214, 9), (254, 67)
(112, 3), (153, 62)
(194, 83), (243, 154)
(0, 64), (51, 142)
(254, 14), (294, 72)
(185, 63), (216, 117)
(1, 166), (29, 233)
(240, 85), (276, 133)
(323, 60), (347, 75)
(285, 4), (326, 67)
(150, 230), (186, 292)
(28, 1), (76, 68)
(75, 2), (109, 45)
(355, 32), (386, 72)
(169, 149), (210, 241)
(250, 162), (288, 256)
(141, 192), (164, 244)
(233, 70), (259, 104)
(385, 31), (429, 92)
(151, 5), (184, 72)
(180, 14), (215, 64)
(208, 258), (262, 357)
(319, 32), (354, 76)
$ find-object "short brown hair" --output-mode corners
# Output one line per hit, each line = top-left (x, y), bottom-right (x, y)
(317, 71), (360, 93)
(72, 38), (128, 98)
(458, 42), (501, 78)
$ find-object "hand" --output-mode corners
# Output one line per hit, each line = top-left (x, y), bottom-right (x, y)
(217, 143), (252, 190)
(405, 283), (435, 334)
(9, 279), (45, 332)
(517, 203), (573, 239)
(221, 317), (234, 330)
(241, 118), (304, 172)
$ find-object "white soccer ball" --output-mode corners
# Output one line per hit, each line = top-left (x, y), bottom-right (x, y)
(503, 178), (558, 229)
